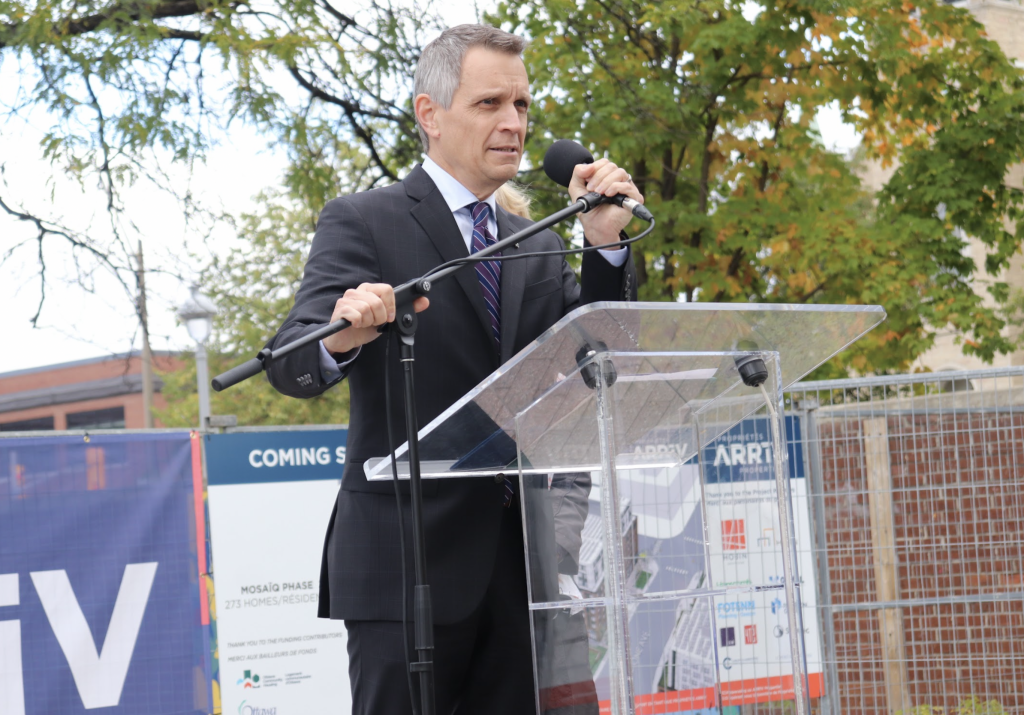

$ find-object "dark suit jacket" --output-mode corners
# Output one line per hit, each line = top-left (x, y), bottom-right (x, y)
(265, 165), (636, 624)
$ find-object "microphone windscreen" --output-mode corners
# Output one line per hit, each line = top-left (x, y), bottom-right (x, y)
(543, 140), (594, 187)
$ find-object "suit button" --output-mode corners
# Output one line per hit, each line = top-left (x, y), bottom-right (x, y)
(494, 472), (505, 484)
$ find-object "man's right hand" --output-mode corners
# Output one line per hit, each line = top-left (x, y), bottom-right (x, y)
(322, 283), (430, 355)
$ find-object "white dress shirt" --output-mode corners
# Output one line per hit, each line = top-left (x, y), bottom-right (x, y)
(319, 157), (628, 380)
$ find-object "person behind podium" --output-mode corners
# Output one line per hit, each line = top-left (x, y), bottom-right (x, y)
(265, 23), (644, 715)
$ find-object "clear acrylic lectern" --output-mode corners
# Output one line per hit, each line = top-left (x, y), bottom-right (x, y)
(366, 302), (885, 715)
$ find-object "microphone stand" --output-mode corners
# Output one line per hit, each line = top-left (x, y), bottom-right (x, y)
(211, 191), (623, 715)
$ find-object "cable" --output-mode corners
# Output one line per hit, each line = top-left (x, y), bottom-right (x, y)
(384, 327), (420, 715)
(759, 381), (809, 713)
(422, 220), (656, 279)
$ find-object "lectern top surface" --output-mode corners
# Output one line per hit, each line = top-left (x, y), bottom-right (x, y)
(365, 302), (885, 479)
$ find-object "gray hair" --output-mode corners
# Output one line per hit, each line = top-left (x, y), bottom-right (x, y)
(414, 24), (527, 151)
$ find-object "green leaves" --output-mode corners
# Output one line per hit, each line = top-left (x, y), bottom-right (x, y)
(7, 0), (1024, 407)
(160, 188), (352, 427)
(493, 0), (1024, 373)
(3, 1), (441, 425)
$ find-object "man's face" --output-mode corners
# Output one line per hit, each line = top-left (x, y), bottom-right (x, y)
(420, 47), (530, 198)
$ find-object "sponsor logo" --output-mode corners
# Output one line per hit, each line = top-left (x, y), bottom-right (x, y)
(238, 670), (260, 689)
(722, 656), (758, 671)
(773, 624), (812, 638)
(630, 443), (690, 461)
(720, 627), (735, 647)
(238, 700), (277, 715)
(771, 597), (787, 615)
(712, 441), (772, 467)
(744, 624), (757, 644)
(721, 520), (746, 550)
(757, 529), (774, 547)
(716, 600), (755, 619)
(722, 551), (748, 562)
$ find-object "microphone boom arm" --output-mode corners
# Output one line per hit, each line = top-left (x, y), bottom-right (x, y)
(211, 195), (614, 392)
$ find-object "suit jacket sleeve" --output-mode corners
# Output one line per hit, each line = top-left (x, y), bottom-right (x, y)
(577, 234), (638, 305)
(264, 197), (381, 399)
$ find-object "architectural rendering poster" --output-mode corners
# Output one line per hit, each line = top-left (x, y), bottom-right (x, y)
(581, 416), (822, 712)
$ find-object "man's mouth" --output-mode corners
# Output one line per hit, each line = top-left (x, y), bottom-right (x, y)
(489, 146), (519, 154)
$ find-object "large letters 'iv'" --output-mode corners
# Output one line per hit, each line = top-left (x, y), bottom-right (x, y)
(20, 563), (159, 711)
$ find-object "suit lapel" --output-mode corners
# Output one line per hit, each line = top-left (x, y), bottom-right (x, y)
(405, 166), (494, 342)
(496, 206), (526, 364)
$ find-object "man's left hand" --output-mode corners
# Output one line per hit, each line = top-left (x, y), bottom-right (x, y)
(569, 159), (645, 249)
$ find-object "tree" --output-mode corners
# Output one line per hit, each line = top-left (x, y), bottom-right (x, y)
(0, 0), (437, 331)
(493, 0), (1024, 374)
(157, 191), (355, 427)
(2, 0), (442, 424)
(158, 141), (379, 427)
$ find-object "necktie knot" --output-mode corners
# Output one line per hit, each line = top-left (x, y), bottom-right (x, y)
(469, 201), (491, 230)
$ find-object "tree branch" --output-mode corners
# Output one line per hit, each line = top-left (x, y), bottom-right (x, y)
(319, 0), (358, 31)
(62, 0), (203, 36)
(0, 1), (237, 49)
(0, 193), (133, 325)
(287, 64), (400, 181)
(158, 27), (205, 41)
(287, 64), (409, 125)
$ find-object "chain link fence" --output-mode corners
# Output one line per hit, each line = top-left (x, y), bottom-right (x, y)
(785, 366), (1024, 715)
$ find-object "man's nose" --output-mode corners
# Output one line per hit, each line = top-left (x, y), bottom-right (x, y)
(496, 103), (522, 134)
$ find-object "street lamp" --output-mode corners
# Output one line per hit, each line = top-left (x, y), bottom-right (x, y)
(177, 286), (217, 430)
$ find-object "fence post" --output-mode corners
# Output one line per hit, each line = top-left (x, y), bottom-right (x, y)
(802, 402), (840, 715)
(862, 416), (908, 713)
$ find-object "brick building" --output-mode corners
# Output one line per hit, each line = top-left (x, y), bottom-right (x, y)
(0, 352), (182, 431)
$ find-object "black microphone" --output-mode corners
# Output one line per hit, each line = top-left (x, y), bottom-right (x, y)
(543, 139), (654, 221)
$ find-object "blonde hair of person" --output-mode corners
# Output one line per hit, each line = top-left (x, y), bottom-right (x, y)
(495, 182), (532, 220)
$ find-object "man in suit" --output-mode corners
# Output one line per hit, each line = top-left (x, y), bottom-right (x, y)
(265, 23), (643, 715)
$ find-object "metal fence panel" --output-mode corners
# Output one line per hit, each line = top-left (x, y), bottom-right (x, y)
(788, 367), (1024, 715)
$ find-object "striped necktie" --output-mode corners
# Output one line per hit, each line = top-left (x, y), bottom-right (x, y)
(468, 202), (513, 506)
(468, 201), (501, 349)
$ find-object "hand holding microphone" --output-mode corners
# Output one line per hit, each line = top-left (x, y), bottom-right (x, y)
(543, 140), (653, 249)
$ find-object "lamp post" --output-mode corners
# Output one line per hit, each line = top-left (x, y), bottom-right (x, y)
(177, 286), (217, 430)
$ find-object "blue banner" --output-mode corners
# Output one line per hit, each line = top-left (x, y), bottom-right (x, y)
(204, 429), (348, 485)
(0, 432), (211, 715)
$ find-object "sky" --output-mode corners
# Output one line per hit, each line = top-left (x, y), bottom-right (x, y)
(0, 1), (860, 375)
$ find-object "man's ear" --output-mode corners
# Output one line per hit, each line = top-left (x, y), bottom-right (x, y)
(414, 93), (442, 143)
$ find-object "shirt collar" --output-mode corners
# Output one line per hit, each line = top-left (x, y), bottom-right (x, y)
(421, 156), (498, 217)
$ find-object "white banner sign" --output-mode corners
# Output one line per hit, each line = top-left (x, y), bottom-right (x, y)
(205, 431), (350, 715)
